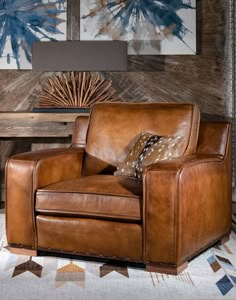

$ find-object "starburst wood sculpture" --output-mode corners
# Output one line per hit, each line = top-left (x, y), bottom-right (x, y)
(38, 72), (120, 108)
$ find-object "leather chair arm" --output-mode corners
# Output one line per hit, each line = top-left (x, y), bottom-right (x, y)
(143, 154), (232, 266)
(6, 147), (84, 250)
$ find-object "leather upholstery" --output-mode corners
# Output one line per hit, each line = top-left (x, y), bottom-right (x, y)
(83, 102), (200, 175)
(143, 121), (231, 266)
(37, 215), (143, 260)
(71, 115), (90, 148)
(197, 121), (230, 158)
(6, 148), (84, 249)
(5, 103), (232, 274)
(36, 175), (142, 222)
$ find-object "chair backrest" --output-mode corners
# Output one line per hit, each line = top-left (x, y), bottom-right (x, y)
(196, 121), (231, 159)
(74, 102), (200, 176)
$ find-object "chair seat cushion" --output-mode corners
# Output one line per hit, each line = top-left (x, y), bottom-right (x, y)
(35, 175), (142, 222)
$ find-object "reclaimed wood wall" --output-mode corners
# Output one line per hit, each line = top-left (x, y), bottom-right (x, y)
(0, 0), (233, 201)
(0, 0), (231, 115)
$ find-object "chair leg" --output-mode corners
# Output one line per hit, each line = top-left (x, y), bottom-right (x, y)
(218, 234), (230, 246)
(146, 261), (188, 275)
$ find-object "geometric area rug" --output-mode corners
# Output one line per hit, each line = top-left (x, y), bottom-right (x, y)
(0, 214), (236, 300)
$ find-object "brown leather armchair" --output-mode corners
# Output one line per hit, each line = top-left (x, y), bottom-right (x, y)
(5, 103), (232, 275)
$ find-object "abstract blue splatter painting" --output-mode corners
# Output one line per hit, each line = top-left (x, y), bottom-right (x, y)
(0, 0), (67, 69)
(80, 0), (196, 55)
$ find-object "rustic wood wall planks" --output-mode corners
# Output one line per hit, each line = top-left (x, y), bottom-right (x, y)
(0, 1), (231, 115)
(0, 0), (234, 201)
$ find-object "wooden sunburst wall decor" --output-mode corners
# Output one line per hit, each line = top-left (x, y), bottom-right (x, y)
(38, 72), (120, 108)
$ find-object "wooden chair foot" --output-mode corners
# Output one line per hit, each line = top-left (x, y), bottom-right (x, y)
(146, 261), (188, 275)
(218, 234), (230, 246)
(8, 246), (37, 256)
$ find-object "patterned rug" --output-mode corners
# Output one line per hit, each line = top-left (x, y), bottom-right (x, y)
(1, 213), (236, 300)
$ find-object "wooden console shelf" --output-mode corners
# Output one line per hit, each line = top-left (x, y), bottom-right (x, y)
(0, 112), (89, 137)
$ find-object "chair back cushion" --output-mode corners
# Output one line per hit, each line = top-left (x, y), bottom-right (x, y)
(83, 102), (200, 175)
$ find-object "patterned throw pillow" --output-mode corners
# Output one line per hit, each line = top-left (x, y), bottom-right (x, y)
(135, 135), (183, 179)
(114, 133), (183, 179)
(114, 132), (154, 178)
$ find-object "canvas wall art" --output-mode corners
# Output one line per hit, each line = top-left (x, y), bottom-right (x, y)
(80, 0), (196, 55)
(0, 0), (67, 69)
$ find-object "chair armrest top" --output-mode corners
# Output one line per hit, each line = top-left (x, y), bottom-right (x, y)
(144, 154), (223, 174)
(6, 147), (85, 190)
(8, 147), (85, 162)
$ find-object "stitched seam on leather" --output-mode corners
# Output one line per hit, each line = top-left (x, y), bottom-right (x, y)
(175, 169), (181, 264)
(35, 209), (141, 220)
(36, 190), (141, 198)
(182, 105), (197, 156)
(179, 158), (223, 169)
(33, 150), (83, 161)
(85, 105), (96, 154)
(5, 159), (10, 244)
(32, 161), (38, 249)
(142, 172), (147, 261)
(223, 123), (231, 160)
(11, 149), (83, 162)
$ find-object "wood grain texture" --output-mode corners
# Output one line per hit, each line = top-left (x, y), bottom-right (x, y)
(0, 121), (74, 137)
(0, 112), (89, 137)
(67, 0), (80, 40)
(0, 71), (45, 111)
(0, 112), (87, 122)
